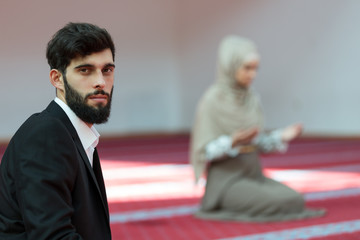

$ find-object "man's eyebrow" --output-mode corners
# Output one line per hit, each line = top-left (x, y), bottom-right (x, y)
(105, 63), (116, 68)
(74, 64), (94, 69)
(73, 63), (115, 69)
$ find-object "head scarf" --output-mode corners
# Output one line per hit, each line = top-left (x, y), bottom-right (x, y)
(190, 35), (264, 182)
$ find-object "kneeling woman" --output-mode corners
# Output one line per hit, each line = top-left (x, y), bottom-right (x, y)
(190, 35), (325, 221)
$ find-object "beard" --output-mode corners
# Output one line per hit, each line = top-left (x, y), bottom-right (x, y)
(63, 76), (113, 124)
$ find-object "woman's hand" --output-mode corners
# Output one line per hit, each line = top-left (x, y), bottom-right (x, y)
(231, 127), (259, 148)
(281, 123), (303, 142)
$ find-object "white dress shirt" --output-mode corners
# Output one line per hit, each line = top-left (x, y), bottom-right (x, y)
(54, 97), (100, 167)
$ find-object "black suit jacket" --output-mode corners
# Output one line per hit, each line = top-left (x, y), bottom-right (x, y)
(0, 101), (112, 240)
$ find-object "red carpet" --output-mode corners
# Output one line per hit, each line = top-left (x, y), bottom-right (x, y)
(95, 135), (360, 239)
(2, 135), (360, 239)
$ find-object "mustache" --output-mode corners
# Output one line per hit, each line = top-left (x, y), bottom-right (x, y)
(85, 90), (110, 99)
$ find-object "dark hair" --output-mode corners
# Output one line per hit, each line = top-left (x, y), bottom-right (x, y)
(46, 22), (115, 74)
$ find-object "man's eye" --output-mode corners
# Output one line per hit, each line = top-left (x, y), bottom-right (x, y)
(79, 68), (89, 73)
(103, 68), (114, 73)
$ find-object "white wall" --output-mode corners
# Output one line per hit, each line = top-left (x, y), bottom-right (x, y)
(1, 0), (360, 141)
(0, 0), (181, 140)
(177, 0), (360, 135)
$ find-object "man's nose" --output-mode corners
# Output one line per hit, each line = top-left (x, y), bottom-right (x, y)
(94, 72), (106, 89)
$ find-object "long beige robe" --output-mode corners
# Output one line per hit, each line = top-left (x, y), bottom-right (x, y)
(190, 35), (325, 221)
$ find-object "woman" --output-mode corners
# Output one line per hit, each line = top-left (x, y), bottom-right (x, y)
(190, 35), (325, 221)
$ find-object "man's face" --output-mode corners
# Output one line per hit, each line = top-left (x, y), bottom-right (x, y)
(62, 49), (115, 124)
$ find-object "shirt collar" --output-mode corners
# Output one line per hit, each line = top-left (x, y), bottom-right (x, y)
(54, 97), (100, 151)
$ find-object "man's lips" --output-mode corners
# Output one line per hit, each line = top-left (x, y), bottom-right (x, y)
(88, 94), (108, 103)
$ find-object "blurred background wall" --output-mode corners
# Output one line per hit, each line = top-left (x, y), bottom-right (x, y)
(1, 0), (360, 141)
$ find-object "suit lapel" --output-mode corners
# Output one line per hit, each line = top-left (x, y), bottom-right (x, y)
(45, 101), (110, 218)
(73, 141), (110, 218)
(92, 148), (110, 215)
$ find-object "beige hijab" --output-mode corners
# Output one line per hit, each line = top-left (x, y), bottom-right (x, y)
(190, 36), (264, 182)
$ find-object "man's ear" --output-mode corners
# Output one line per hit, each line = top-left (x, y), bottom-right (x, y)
(49, 69), (64, 91)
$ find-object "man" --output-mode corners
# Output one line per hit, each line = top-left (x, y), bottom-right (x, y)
(0, 22), (115, 239)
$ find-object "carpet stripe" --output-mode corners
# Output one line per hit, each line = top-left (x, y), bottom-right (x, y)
(218, 219), (360, 240)
(305, 187), (360, 200)
(109, 188), (360, 223)
(104, 164), (360, 202)
(110, 205), (198, 223)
